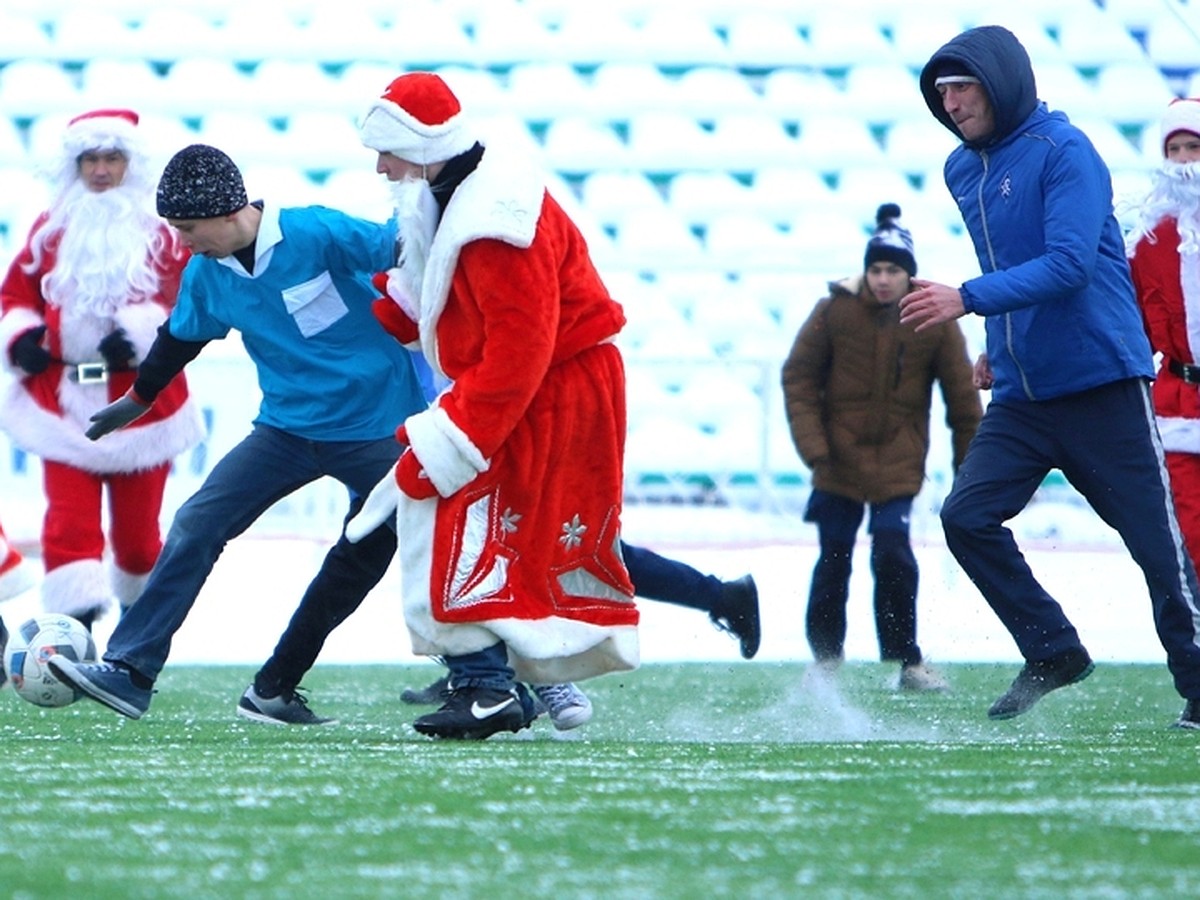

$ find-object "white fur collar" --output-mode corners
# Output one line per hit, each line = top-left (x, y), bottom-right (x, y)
(417, 144), (545, 375)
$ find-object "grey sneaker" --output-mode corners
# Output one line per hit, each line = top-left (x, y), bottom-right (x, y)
(237, 686), (335, 725)
(987, 648), (1094, 720)
(899, 662), (950, 693)
(47, 656), (151, 719)
(531, 682), (593, 731)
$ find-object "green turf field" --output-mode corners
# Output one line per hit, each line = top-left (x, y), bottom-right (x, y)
(2, 661), (1198, 899)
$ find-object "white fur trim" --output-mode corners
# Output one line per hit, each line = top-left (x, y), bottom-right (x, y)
(1162, 99), (1200, 156)
(113, 301), (167, 362)
(0, 557), (36, 603)
(0, 378), (205, 473)
(42, 558), (111, 617)
(415, 143), (545, 375)
(359, 101), (477, 166)
(383, 267), (420, 322)
(0, 307), (46, 376)
(396, 492), (640, 679)
(1159, 416), (1200, 454)
(110, 566), (150, 609)
(63, 114), (141, 160)
(404, 406), (488, 497)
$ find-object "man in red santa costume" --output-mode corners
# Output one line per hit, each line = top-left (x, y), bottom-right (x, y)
(0, 109), (203, 630)
(352, 72), (639, 740)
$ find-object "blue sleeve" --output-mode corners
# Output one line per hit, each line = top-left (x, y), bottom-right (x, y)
(167, 262), (232, 342)
(313, 207), (399, 277)
(961, 133), (1109, 316)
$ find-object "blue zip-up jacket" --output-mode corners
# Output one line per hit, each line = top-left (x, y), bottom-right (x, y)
(918, 26), (1153, 403)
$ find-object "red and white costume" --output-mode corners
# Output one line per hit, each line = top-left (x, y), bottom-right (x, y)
(361, 74), (638, 684)
(0, 110), (204, 619)
(0, 517), (34, 602)
(1130, 99), (1200, 569)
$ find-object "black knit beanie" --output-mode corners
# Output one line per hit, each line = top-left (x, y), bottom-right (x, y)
(864, 203), (917, 277)
(156, 144), (248, 219)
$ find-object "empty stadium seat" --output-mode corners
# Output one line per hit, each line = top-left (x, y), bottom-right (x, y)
(505, 62), (592, 122)
(0, 60), (79, 118)
(1093, 61), (1176, 125)
(581, 171), (668, 227)
(541, 117), (631, 174)
(725, 12), (811, 69)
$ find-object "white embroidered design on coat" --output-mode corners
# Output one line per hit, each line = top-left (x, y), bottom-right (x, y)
(559, 514), (587, 551)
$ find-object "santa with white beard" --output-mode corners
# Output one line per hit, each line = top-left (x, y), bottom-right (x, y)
(0, 109), (204, 628)
(1130, 97), (1200, 571)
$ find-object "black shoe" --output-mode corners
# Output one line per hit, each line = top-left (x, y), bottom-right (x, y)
(987, 648), (1094, 720)
(710, 574), (761, 659)
(0, 616), (7, 689)
(413, 686), (530, 740)
(237, 686), (336, 725)
(400, 673), (451, 705)
(1174, 698), (1200, 730)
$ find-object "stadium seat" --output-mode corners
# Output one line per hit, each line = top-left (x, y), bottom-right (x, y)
(386, 1), (477, 68)
(668, 171), (755, 225)
(0, 11), (53, 61)
(0, 120), (26, 166)
(317, 168), (393, 222)
(580, 170), (668, 227)
(1072, 118), (1144, 171)
(610, 206), (705, 270)
(708, 113), (803, 170)
(747, 167), (836, 224)
(195, 112), (287, 168)
(674, 66), (763, 117)
(434, 67), (508, 119)
(50, 9), (141, 62)
(472, 4), (557, 69)
(542, 117), (631, 174)
(160, 58), (257, 118)
(551, 8), (647, 67)
(505, 62), (592, 122)
(804, 14), (898, 69)
(883, 117), (961, 174)
(1145, 16), (1200, 73)
(0, 61), (80, 119)
(703, 213), (800, 270)
(725, 12), (811, 69)
(840, 62), (928, 126)
(626, 112), (720, 173)
(1034, 62), (1104, 120)
(589, 62), (680, 119)
(278, 112), (365, 171)
(1055, 6), (1148, 68)
(792, 116), (886, 171)
(637, 9), (731, 67)
(240, 165), (324, 209)
(1093, 61), (1176, 126)
(249, 60), (345, 117)
(79, 59), (167, 115)
(132, 7), (228, 63)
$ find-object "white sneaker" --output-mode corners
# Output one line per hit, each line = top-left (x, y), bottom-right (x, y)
(899, 662), (950, 693)
(531, 682), (593, 731)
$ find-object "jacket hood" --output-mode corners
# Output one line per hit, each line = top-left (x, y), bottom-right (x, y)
(919, 26), (1038, 148)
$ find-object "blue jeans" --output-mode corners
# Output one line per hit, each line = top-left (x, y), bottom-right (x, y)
(105, 425), (400, 681)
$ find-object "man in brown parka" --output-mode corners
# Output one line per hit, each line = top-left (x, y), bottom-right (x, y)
(782, 203), (981, 690)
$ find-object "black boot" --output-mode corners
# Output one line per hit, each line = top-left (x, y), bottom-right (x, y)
(709, 574), (761, 659)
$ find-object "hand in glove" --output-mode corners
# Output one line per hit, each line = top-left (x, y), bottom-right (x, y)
(98, 328), (136, 371)
(85, 390), (151, 440)
(345, 463), (401, 543)
(10, 325), (51, 375)
(396, 449), (439, 500)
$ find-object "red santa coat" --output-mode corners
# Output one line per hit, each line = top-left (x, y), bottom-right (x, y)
(390, 146), (639, 684)
(1131, 216), (1200, 565)
(0, 215), (203, 472)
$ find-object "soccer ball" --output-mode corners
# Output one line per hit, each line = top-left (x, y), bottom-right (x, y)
(3, 614), (96, 708)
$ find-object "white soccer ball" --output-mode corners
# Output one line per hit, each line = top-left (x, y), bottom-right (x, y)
(4, 614), (96, 708)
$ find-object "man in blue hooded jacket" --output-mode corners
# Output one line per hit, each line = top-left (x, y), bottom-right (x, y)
(899, 25), (1200, 728)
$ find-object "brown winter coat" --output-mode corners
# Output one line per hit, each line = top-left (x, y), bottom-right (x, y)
(782, 275), (982, 503)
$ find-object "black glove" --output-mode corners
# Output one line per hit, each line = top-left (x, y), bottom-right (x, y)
(10, 325), (51, 375)
(98, 328), (136, 371)
(86, 391), (151, 441)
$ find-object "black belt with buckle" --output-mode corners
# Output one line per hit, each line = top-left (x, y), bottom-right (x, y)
(1169, 358), (1200, 384)
(66, 362), (108, 384)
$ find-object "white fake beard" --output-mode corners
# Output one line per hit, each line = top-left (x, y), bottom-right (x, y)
(1129, 160), (1200, 255)
(32, 181), (166, 318)
(389, 176), (440, 305)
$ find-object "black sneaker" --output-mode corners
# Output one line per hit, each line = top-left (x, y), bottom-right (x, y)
(237, 686), (336, 726)
(710, 574), (761, 659)
(413, 685), (530, 740)
(1173, 699), (1200, 730)
(400, 673), (451, 705)
(987, 648), (1094, 720)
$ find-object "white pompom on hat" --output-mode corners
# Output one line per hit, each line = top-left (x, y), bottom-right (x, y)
(1161, 97), (1200, 156)
(359, 72), (478, 166)
(62, 108), (141, 160)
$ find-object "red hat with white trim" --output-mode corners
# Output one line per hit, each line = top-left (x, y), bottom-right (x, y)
(1161, 97), (1200, 156)
(62, 108), (141, 160)
(359, 72), (477, 166)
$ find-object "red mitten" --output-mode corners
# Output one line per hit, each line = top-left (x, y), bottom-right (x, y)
(371, 296), (419, 345)
(395, 449), (439, 499)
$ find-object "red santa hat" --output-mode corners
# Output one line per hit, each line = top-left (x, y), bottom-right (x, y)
(62, 108), (141, 161)
(1161, 98), (1200, 156)
(359, 72), (478, 166)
